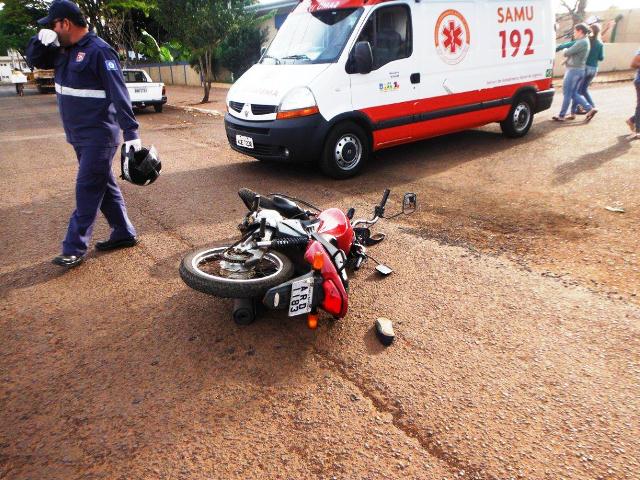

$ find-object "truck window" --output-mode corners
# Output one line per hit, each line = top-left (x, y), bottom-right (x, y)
(123, 71), (148, 83)
(357, 5), (412, 70)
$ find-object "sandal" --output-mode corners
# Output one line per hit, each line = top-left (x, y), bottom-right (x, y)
(566, 115), (576, 120)
(626, 118), (636, 132)
(585, 109), (598, 122)
(552, 115), (565, 122)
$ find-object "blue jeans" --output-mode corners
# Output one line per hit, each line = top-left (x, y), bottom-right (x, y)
(631, 81), (640, 131)
(576, 65), (597, 110)
(559, 68), (592, 117)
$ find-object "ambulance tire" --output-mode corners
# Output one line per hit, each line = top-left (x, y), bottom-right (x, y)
(500, 95), (534, 138)
(321, 122), (369, 179)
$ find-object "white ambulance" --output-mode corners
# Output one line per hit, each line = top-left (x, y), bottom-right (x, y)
(225, 0), (555, 178)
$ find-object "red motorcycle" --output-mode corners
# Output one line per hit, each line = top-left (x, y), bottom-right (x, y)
(179, 188), (416, 327)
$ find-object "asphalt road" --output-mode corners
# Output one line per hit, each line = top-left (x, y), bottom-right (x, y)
(1, 83), (639, 480)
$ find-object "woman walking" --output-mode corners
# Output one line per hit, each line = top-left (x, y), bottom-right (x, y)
(576, 24), (604, 114)
(627, 47), (640, 140)
(553, 23), (597, 122)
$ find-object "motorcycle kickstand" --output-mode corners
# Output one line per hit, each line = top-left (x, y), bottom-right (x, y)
(232, 298), (257, 325)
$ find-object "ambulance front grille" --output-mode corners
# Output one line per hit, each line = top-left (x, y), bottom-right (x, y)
(251, 104), (277, 115)
(229, 101), (244, 113)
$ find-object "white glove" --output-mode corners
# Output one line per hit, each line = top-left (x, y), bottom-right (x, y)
(37, 29), (60, 47)
(124, 139), (142, 153)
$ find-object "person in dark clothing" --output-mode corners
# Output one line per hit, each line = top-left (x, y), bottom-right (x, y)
(627, 47), (640, 140)
(26, 0), (141, 268)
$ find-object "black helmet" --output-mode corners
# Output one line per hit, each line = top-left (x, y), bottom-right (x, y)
(120, 145), (161, 186)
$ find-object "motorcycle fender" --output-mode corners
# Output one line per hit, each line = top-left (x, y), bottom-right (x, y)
(262, 271), (324, 312)
(304, 240), (349, 318)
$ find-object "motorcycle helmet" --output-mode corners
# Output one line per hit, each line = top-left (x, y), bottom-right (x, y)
(120, 145), (161, 186)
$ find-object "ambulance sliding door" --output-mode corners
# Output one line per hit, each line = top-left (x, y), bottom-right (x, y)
(349, 3), (419, 148)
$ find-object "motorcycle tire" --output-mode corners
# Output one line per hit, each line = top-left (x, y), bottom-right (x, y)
(180, 245), (294, 298)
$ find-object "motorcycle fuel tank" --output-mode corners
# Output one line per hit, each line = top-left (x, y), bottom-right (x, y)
(316, 208), (354, 254)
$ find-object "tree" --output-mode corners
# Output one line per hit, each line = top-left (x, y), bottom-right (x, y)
(155, 0), (255, 103)
(75, 0), (157, 62)
(0, 0), (48, 57)
(218, 20), (269, 80)
(560, 0), (589, 28)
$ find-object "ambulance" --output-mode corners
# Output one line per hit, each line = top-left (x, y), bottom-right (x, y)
(225, 0), (555, 178)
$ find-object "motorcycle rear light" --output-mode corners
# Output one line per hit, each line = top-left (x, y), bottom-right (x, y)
(322, 280), (343, 316)
(307, 313), (318, 329)
(312, 251), (324, 271)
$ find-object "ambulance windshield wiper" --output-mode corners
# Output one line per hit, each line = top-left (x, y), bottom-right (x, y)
(262, 54), (281, 65)
(281, 54), (311, 61)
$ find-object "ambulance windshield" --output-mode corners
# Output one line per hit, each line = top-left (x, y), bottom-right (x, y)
(261, 8), (363, 65)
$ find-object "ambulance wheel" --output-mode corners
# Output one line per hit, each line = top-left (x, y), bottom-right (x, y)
(501, 95), (534, 138)
(154, 104), (163, 113)
(320, 121), (369, 179)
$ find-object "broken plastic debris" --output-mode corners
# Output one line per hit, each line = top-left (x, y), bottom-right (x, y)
(604, 206), (625, 213)
(375, 317), (395, 346)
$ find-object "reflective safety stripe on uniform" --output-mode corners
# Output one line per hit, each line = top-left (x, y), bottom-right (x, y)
(55, 83), (106, 99)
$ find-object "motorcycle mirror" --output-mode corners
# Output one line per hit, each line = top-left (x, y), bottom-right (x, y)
(402, 193), (417, 215)
(375, 264), (393, 276)
(252, 194), (261, 212)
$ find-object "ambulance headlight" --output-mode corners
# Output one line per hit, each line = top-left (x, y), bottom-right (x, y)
(277, 87), (319, 120)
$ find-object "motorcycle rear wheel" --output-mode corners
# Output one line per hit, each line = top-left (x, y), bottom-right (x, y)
(180, 245), (294, 298)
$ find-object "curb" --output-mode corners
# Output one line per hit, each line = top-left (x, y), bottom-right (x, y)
(166, 104), (224, 117)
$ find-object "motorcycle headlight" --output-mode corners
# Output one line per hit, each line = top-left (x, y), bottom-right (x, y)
(277, 87), (319, 120)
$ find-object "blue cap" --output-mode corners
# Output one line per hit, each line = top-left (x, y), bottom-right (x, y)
(38, 0), (85, 26)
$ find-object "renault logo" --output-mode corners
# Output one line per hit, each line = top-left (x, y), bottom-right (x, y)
(244, 105), (250, 118)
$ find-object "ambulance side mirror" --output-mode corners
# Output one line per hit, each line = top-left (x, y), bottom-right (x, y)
(353, 41), (373, 74)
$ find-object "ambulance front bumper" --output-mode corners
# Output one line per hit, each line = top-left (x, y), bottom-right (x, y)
(224, 113), (328, 163)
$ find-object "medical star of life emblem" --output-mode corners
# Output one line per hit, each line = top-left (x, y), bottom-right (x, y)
(435, 9), (470, 65)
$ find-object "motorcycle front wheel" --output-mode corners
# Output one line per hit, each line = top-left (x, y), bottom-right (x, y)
(179, 245), (294, 298)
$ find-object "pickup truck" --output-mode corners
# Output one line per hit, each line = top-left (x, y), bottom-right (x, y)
(123, 69), (167, 113)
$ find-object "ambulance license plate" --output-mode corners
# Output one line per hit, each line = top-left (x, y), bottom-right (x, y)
(236, 135), (254, 149)
(134, 88), (147, 93)
(288, 277), (313, 316)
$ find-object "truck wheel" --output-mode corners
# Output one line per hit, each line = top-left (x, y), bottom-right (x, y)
(500, 95), (534, 138)
(320, 121), (369, 179)
(154, 104), (163, 113)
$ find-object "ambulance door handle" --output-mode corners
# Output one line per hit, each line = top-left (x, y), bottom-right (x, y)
(410, 73), (421, 84)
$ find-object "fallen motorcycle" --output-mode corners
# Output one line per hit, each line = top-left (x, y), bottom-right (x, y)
(179, 188), (417, 328)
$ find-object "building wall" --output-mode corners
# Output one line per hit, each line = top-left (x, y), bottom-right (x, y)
(136, 62), (232, 87)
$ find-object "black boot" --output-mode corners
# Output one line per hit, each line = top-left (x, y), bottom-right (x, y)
(52, 254), (85, 268)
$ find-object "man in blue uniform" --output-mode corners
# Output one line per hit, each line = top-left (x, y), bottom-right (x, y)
(26, 0), (141, 268)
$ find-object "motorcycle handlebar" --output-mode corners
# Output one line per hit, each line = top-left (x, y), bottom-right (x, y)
(379, 189), (391, 209)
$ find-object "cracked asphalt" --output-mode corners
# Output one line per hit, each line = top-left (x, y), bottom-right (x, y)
(1, 82), (639, 480)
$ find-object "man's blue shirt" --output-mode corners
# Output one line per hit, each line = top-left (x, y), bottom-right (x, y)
(27, 31), (139, 147)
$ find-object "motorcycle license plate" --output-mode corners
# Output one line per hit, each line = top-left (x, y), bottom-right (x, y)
(236, 135), (254, 149)
(134, 88), (147, 93)
(288, 277), (313, 316)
